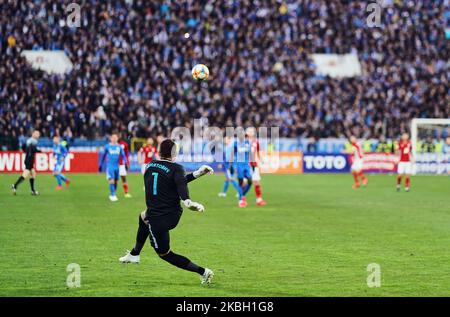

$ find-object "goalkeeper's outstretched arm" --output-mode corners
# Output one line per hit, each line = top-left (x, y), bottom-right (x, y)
(174, 165), (207, 212)
(185, 165), (214, 183)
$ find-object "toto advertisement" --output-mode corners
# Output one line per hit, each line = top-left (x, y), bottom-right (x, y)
(303, 154), (350, 173)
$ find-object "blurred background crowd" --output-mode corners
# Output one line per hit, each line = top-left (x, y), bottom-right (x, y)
(0, 0), (448, 150)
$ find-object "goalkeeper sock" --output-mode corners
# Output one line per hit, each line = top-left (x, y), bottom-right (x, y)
(131, 215), (149, 256)
(160, 251), (205, 275)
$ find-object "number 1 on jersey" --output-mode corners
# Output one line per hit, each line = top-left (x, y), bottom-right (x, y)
(152, 172), (158, 195)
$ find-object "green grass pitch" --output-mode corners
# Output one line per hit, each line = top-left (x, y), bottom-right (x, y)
(0, 173), (449, 296)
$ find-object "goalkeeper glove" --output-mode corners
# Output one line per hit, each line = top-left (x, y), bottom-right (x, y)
(182, 199), (205, 212)
(193, 165), (214, 178)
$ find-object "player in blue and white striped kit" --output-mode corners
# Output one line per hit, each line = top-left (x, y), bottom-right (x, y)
(230, 131), (253, 207)
(52, 136), (70, 190)
(218, 136), (244, 207)
(99, 134), (128, 202)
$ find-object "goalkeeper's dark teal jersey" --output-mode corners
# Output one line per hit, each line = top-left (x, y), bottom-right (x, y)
(144, 160), (195, 217)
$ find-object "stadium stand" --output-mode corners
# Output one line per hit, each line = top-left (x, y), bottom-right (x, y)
(0, 0), (448, 150)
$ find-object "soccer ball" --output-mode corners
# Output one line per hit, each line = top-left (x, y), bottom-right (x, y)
(191, 64), (209, 81)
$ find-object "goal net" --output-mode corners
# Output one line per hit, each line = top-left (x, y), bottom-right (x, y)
(410, 118), (450, 174)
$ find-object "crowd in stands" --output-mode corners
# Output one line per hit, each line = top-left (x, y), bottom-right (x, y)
(0, 0), (448, 150)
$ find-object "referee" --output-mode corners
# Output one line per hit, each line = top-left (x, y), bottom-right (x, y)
(119, 139), (215, 284)
(11, 130), (41, 195)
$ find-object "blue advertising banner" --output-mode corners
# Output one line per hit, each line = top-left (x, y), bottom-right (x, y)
(303, 153), (350, 173)
(415, 153), (450, 174)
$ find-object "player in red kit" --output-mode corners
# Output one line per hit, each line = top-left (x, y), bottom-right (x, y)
(118, 132), (132, 198)
(348, 136), (368, 189)
(396, 133), (413, 192)
(246, 127), (267, 206)
(138, 137), (158, 174)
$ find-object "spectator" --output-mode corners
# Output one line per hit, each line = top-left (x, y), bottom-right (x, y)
(0, 1), (448, 149)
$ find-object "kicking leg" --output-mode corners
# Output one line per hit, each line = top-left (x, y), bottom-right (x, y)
(159, 251), (214, 284)
(149, 220), (214, 284)
(159, 251), (205, 275)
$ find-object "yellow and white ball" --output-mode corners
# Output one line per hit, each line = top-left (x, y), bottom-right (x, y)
(191, 64), (209, 81)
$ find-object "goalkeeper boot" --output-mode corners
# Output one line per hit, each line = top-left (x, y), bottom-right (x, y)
(119, 250), (140, 264)
(201, 268), (214, 285)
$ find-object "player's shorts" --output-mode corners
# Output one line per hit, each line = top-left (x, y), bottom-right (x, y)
(141, 164), (147, 174)
(397, 161), (412, 174)
(236, 163), (252, 180)
(106, 167), (119, 180)
(24, 159), (34, 170)
(251, 166), (261, 181)
(351, 160), (363, 172)
(119, 164), (127, 176)
(53, 161), (64, 173)
(147, 214), (181, 255)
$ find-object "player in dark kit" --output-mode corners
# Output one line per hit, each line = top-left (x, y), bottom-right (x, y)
(119, 139), (215, 284)
(11, 130), (41, 195)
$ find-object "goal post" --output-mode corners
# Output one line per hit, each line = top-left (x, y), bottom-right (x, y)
(411, 118), (450, 158)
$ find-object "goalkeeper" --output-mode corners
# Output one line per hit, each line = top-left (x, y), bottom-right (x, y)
(119, 139), (214, 285)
